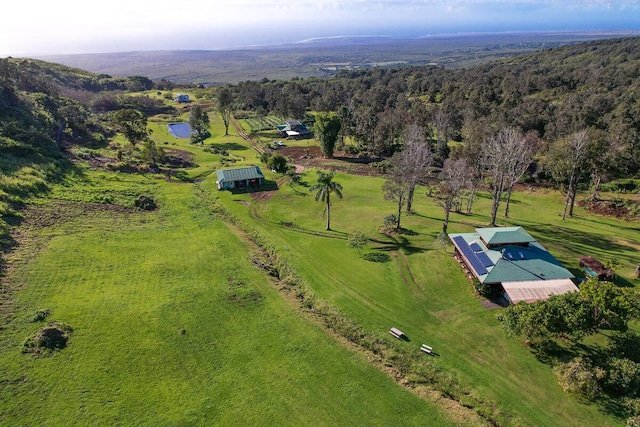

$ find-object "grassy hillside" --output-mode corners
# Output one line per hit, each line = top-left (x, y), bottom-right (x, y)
(207, 163), (638, 426)
(0, 165), (460, 426)
(2, 50), (640, 425)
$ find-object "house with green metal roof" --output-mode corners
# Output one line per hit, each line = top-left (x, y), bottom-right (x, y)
(476, 227), (536, 248)
(449, 227), (577, 304)
(216, 166), (264, 191)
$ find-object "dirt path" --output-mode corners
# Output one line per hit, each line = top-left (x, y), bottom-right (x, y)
(229, 115), (265, 154)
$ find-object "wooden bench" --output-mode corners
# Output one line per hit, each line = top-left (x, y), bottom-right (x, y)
(389, 327), (404, 339)
(420, 344), (433, 354)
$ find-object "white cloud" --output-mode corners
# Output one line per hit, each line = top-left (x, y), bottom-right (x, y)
(1, 0), (638, 56)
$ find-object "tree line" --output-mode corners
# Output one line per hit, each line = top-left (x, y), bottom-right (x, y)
(205, 37), (640, 231)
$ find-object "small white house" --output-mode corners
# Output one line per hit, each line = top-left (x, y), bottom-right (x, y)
(173, 94), (190, 103)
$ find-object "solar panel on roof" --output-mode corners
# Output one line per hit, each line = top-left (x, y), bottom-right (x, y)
(453, 236), (488, 276)
(469, 242), (482, 252)
(476, 251), (494, 267)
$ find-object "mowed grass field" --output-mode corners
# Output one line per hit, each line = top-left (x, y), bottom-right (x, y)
(2, 109), (639, 426)
(206, 151), (640, 426)
(0, 171), (457, 426)
(0, 117), (459, 426)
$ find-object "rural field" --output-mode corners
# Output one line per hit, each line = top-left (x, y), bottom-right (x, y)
(2, 108), (639, 426)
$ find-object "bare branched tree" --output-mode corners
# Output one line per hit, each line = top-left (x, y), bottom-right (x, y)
(391, 124), (433, 214)
(433, 107), (452, 160)
(547, 130), (590, 220)
(382, 163), (409, 231)
(483, 127), (525, 226)
(435, 158), (471, 234)
(503, 131), (540, 218)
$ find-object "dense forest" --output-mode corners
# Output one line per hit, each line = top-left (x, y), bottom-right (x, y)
(2, 37), (640, 246)
(228, 37), (640, 172)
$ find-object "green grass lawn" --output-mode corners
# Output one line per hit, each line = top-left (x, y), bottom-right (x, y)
(3, 101), (639, 426)
(207, 167), (639, 426)
(0, 170), (457, 426)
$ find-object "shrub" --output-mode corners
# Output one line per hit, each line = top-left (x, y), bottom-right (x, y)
(553, 357), (604, 400)
(32, 308), (51, 322)
(23, 322), (73, 354)
(134, 194), (157, 211)
(370, 159), (391, 174)
(474, 282), (503, 299)
(70, 147), (95, 159)
(605, 358), (640, 396)
(600, 179), (640, 193)
(383, 214), (397, 228)
(91, 193), (114, 204)
(344, 144), (360, 155)
(203, 146), (229, 156)
(266, 153), (288, 173)
(362, 252), (391, 263)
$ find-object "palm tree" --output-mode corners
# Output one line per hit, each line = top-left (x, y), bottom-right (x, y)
(309, 170), (343, 231)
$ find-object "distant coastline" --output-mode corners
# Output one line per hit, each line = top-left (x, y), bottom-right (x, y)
(31, 31), (640, 85)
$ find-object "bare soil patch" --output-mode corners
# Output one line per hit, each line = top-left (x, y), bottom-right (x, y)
(163, 148), (195, 168)
(578, 199), (638, 219)
(278, 146), (383, 177)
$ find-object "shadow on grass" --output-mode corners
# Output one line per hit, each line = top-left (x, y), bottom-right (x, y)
(276, 222), (348, 240)
(527, 337), (633, 420)
(530, 339), (577, 366)
(370, 233), (428, 256)
(228, 179), (278, 194)
(576, 214), (640, 233)
(612, 275), (636, 288)
(212, 142), (249, 151)
(597, 397), (631, 424)
(521, 222), (635, 263)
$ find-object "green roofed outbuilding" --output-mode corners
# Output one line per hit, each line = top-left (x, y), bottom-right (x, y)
(449, 227), (577, 304)
(476, 226), (537, 248)
(216, 166), (264, 191)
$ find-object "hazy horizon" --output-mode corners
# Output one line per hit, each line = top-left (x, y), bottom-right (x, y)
(2, 0), (640, 57)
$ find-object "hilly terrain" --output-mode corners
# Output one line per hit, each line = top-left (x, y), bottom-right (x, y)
(2, 36), (640, 426)
(36, 32), (637, 85)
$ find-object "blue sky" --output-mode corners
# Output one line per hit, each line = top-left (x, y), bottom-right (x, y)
(1, 0), (639, 56)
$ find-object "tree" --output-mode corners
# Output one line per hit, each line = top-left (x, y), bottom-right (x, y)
(141, 140), (165, 167)
(546, 130), (590, 220)
(338, 105), (351, 148)
(483, 127), (525, 226)
(585, 129), (614, 201)
(554, 357), (604, 400)
(503, 131), (539, 218)
(314, 112), (341, 158)
(111, 108), (150, 147)
(433, 106), (453, 161)
(435, 158), (470, 234)
(266, 153), (288, 173)
(189, 105), (211, 144)
(579, 279), (639, 332)
(393, 124), (433, 214)
(382, 163), (409, 231)
(309, 170), (343, 231)
(217, 87), (234, 136)
(347, 230), (367, 254)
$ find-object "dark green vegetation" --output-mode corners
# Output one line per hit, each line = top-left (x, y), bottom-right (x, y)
(502, 279), (640, 421)
(2, 37), (640, 425)
(38, 32), (637, 84)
